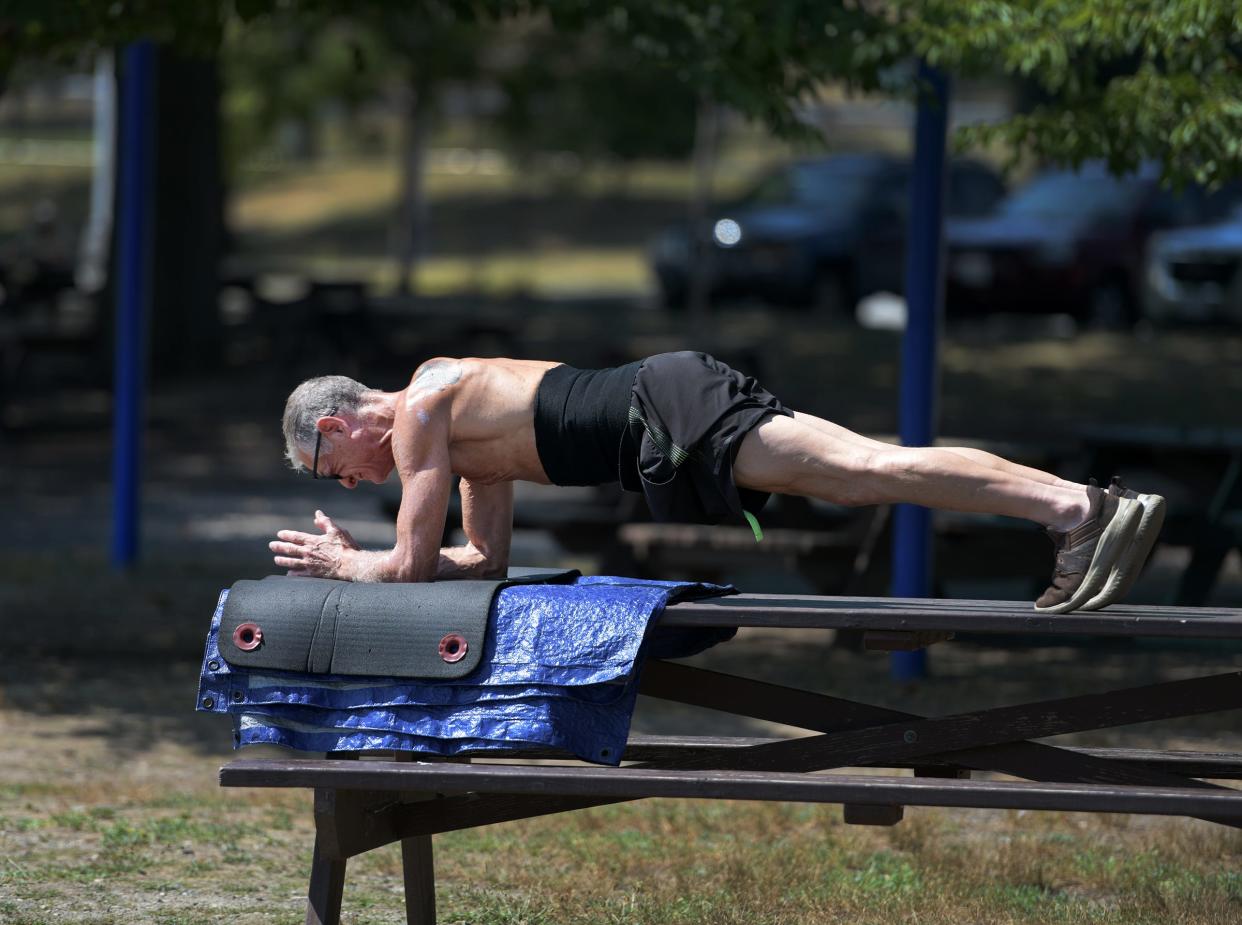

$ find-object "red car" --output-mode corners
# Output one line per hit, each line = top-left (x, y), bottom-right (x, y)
(946, 162), (1237, 327)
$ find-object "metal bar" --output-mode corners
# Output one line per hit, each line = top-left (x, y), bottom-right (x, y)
(892, 62), (951, 681)
(111, 40), (155, 569)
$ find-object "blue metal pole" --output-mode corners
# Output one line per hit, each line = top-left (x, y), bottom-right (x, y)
(891, 63), (950, 681)
(111, 41), (155, 569)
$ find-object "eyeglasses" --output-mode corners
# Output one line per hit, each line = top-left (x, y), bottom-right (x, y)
(311, 408), (342, 480)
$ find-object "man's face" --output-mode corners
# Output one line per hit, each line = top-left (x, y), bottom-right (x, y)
(307, 419), (394, 488)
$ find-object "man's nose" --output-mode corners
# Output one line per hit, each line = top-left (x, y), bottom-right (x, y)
(342, 476), (358, 489)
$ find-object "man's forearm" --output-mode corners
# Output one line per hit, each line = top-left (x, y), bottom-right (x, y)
(437, 543), (508, 579)
(337, 548), (435, 583)
(332, 545), (502, 582)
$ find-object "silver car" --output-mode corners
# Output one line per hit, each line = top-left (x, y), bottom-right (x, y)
(1144, 208), (1242, 325)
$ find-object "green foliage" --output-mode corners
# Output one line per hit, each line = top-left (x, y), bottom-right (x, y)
(221, 2), (492, 165)
(5, 0), (1242, 184)
(910, 1), (1242, 186)
(221, 10), (388, 164)
(547, 1), (903, 137)
(494, 26), (699, 164)
(2, 1), (227, 67)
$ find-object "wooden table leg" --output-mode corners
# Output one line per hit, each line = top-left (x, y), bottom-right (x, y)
(393, 749), (437, 923)
(306, 832), (346, 925)
(402, 834), (436, 925)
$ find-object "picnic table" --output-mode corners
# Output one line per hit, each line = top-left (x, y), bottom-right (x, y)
(220, 593), (1242, 925)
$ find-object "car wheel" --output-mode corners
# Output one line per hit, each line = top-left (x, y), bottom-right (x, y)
(1085, 278), (1135, 329)
(809, 270), (853, 318)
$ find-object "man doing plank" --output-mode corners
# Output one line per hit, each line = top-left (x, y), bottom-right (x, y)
(273, 351), (1164, 614)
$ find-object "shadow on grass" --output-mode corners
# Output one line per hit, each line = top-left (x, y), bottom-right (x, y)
(0, 553), (255, 757)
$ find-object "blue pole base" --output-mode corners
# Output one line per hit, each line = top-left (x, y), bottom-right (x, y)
(891, 649), (928, 682)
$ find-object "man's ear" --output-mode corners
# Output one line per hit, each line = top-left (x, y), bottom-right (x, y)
(316, 416), (348, 439)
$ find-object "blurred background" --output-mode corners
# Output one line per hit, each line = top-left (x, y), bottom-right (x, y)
(4, 5), (1242, 921)
(3, 3), (1241, 618)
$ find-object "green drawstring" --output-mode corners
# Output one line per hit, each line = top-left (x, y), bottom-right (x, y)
(743, 510), (763, 543)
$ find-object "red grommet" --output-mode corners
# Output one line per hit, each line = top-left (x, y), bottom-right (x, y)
(233, 622), (263, 651)
(438, 633), (468, 663)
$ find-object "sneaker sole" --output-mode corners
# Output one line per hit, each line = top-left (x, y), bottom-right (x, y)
(1033, 496), (1143, 614)
(1079, 493), (1166, 610)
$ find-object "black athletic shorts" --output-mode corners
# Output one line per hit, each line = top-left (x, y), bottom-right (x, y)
(619, 351), (792, 525)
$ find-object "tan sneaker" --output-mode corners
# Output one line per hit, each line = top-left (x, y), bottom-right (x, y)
(1034, 483), (1142, 614)
(1078, 477), (1167, 610)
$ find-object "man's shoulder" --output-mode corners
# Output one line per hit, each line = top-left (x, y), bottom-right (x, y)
(404, 358), (468, 400)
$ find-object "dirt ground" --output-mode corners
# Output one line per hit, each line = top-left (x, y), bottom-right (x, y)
(3, 314), (1242, 922)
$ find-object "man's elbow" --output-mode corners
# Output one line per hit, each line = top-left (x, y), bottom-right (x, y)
(477, 560), (508, 580)
(472, 541), (510, 578)
(389, 548), (438, 583)
(393, 565), (437, 583)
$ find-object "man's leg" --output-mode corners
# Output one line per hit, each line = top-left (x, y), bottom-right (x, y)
(733, 413), (1145, 612)
(735, 413), (1090, 530)
(786, 412), (1164, 611)
(790, 412), (1086, 494)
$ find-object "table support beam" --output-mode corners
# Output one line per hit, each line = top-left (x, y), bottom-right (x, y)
(291, 662), (1242, 854)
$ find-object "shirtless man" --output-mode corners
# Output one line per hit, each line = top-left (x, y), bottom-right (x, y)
(271, 351), (1165, 614)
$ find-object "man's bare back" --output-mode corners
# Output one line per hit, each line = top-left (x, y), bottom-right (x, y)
(416, 357), (558, 486)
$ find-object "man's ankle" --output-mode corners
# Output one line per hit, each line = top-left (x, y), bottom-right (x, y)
(1049, 487), (1093, 533)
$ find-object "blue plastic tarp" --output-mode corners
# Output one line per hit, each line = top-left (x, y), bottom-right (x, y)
(197, 575), (733, 764)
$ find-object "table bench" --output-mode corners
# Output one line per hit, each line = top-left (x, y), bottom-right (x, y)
(219, 595), (1242, 925)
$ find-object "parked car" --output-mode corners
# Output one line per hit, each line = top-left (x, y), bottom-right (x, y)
(649, 153), (1006, 314)
(1142, 207), (1242, 326)
(945, 162), (1239, 326)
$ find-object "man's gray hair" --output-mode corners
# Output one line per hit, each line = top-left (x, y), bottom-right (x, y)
(282, 375), (371, 471)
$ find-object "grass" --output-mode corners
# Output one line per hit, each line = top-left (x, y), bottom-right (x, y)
(222, 247), (654, 298)
(4, 770), (1242, 924)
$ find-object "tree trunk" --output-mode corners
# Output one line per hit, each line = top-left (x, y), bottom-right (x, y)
(79, 50), (116, 295)
(148, 46), (224, 376)
(393, 77), (430, 297)
(686, 97), (719, 344)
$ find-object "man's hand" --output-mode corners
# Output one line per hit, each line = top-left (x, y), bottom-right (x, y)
(270, 510), (360, 578)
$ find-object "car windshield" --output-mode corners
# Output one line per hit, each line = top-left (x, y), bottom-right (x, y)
(737, 161), (883, 212)
(1002, 172), (1145, 221)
